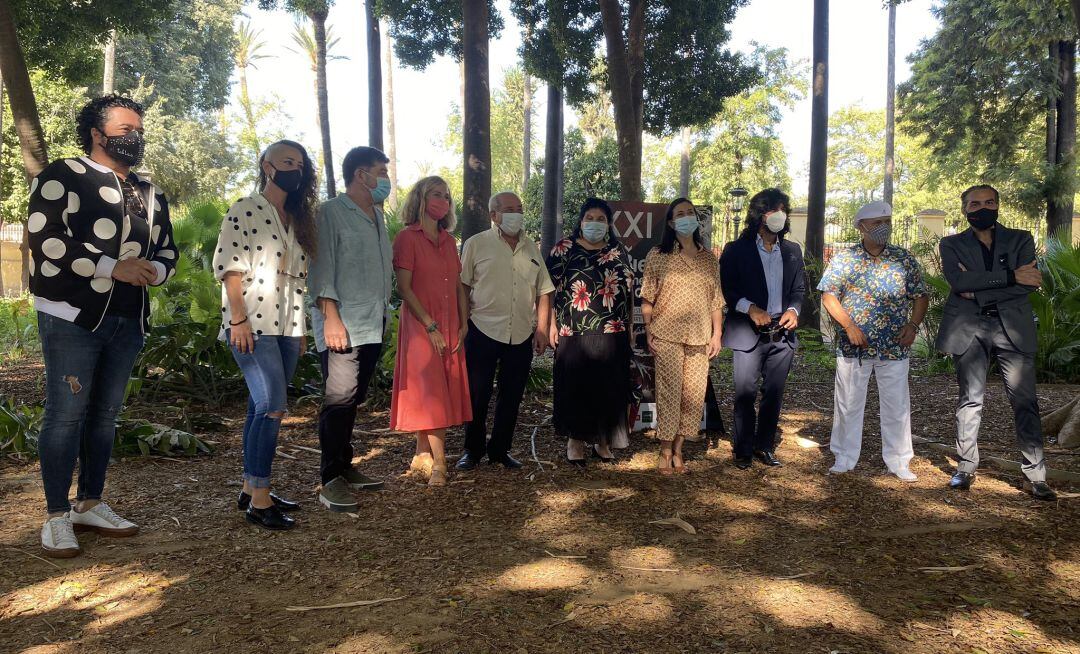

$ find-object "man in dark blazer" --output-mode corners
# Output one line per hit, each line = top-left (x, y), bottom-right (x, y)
(936, 184), (1055, 500)
(720, 188), (806, 469)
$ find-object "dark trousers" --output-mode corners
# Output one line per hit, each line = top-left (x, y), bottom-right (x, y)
(464, 321), (534, 459)
(318, 343), (383, 484)
(732, 339), (795, 459)
(954, 315), (1046, 482)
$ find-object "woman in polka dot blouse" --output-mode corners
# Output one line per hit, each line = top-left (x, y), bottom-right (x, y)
(213, 140), (318, 531)
(29, 95), (178, 559)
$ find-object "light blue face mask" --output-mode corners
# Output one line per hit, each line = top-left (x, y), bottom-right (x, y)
(581, 221), (609, 243)
(362, 170), (392, 202)
(673, 216), (698, 236)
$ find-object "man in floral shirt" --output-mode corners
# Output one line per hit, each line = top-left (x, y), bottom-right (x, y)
(818, 201), (929, 480)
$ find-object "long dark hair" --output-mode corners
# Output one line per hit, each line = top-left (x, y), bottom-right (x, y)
(659, 197), (704, 254)
(571, 197), (619, 248)
(739, 188), (792, 241)
(257, 139), (318, 258)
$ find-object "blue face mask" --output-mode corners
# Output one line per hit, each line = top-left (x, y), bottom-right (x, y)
(581, 221), (609, 243)
(363, 170), (392, 203)
(673, 216), (698, 236)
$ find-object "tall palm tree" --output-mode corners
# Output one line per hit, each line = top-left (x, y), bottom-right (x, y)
(461, 0), (492, 242)
(290, 13), (343, 197)
(103, 28), (117, 94)
(884, 0), (896, 205)
(365, 0), (382, 151)
(522, 71), (532, 192)
(806, 0), (829, 329)
(234, 20), (271, 159)
(381, 19), (399, 208)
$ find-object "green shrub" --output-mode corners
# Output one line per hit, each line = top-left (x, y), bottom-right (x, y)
(1031, 237), (1080, 383)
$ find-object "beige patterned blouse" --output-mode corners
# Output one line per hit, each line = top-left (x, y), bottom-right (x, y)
(640, 246), (724, 346)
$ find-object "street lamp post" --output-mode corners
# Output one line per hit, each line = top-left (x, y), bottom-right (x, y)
(728, 187), (748, 242)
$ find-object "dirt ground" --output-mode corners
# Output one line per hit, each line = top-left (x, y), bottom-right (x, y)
(0, 360), (1078, 654)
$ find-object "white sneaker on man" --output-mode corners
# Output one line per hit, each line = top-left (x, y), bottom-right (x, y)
(69, 502), (139, 536)
(41, 513), (81, 558)
(828, 465), (852, 474)
(892, 468), (918, 483)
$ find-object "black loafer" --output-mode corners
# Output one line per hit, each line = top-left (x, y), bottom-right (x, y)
(733, 456), (753, 470)
(489, 453), (524, 469)
(565, 455), (587, 467)
(948, 471), (975, 490)
(754, 450), (782, 467)
(1022, 480), (1057, 501)
(455, 451), (482, 471)
(591, 447), (616, 464)
(245, 504), (296, 531)
(237, 491), (301, 512)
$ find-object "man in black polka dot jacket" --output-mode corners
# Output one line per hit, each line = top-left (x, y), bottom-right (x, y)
(30, 95), (178, 560)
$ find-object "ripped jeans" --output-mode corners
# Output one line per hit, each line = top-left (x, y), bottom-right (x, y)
(37, 313), (145, 514)
(227, 332), (302, 489)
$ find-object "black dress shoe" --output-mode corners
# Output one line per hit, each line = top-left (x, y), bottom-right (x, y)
(489, 453), (524, 469)
(237, 491), (301, 512)
(754, 450), (782, 467)
(455, 451), (482, 470)
(1022, 480), (1057, 501)
(948, 471), (975, 490)
(565, 455), (587, 467)
(245, 504), (296, 531)
(733, 456), (753, 470)
(591, 447), (616, 464)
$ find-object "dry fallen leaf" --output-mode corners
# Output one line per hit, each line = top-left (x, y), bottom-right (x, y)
(285, 595), (407, 612)
(916, 564), (981, 573)
(649, 516), (697, 534)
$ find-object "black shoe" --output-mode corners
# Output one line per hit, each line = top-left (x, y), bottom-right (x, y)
(733, 456), (753, 470)
(245, 504), (296, 531)
(590, 447), (616, 464)
(456, 451), (482, 471)
(1022, 480), (1057, 501)
(565, 454), (587, 467)
(489, 453), (524, 469)
(237, 491), (301, 512)
(754, 450), (782, 467)
(948, 471), (975, 490)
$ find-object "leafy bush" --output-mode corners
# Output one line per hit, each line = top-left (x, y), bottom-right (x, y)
(1031, 237), (1080, 383)
(0, 295), (40, 363)
(0, 398), (44, 459)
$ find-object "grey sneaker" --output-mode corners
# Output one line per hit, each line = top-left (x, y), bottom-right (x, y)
(318, 477), (359, 513)
(41, 513), (81, 558)
(343, 468), (384, 490)
(70, 501), (139, 536)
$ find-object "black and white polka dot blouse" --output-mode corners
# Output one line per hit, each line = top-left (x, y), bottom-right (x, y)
(213, 192), (308, 339)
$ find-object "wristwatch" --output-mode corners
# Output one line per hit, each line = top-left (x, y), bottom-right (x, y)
(426, 321), (439, 334)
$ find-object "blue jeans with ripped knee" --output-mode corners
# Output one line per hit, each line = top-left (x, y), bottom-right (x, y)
(37, 313), (145, 514)
(228, 331), (302, 489)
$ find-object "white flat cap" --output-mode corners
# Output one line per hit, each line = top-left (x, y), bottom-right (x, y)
(854, 200), (892, 224)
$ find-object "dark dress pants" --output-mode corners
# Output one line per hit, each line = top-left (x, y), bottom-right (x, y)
(732, 338), (795, 459)
(464, 321), (534, 459)
(318, 343), (383, 484)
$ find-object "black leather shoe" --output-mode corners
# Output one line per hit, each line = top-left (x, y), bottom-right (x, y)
(245, 504), (296, 531)
(948, 471), (975, 490)
(565, 455), (587, 467)
(733, 456), (753, 470)
(1022, 480), (1057, 501)
(455, 451), (482, 470)
(237, 491), (301, 512)
(754, 450), (782, 467)
(591, 446), (616, 464)
(489, 453), (524, 469)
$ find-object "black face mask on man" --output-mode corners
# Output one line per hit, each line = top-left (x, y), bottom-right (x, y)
(967, 207), (999, 230)
(102, 131), (145, 168)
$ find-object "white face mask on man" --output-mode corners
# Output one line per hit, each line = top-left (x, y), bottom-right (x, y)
(765, 210), (787, 234)
(498, 212), (524, 235)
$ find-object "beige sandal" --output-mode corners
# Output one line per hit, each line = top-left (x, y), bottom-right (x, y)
(428, 464), (448, 487)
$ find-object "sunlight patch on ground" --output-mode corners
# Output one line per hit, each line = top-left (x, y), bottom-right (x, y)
(942, 608), (1076, 653)
(690, 490), (770, 514)
(580, 591), (676, 629)
(607, 545), (678, 570)
(1048, 559), (1080, 602)
(350, 448), (387, 465)
(326, 631), (415, 653)
(17, 645), (77, 654)
(539, 490), (588, 512)
(749, 578), (884, 632)
(495, 558), (593, 591)
(621, 450), (662, 471)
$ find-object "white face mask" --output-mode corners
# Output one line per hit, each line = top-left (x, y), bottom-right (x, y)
(765, 210), (787, 233)
(498, 212), (523, 235)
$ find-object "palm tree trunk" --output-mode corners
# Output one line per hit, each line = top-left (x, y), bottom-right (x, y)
(522, 71), (532, 193)
(806, 0), (829, 329)
(1048, 38), (1076, 240)
(103, 28), (117, 94)
(365, 0), (383, 151)
(679, 126), (691, 197)
(382, 20), (398, 209)
(598, 0), (644, 202)
(541, 82), (563, 255)
(884, 1), (896, 206)
(309, 8), (336, 198)
(0, 73), (5, 295)
(461, 0), (491, 242)
(239, 66), (261, 158)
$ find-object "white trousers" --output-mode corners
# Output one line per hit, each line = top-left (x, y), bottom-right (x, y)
(829, 357), (914, 473)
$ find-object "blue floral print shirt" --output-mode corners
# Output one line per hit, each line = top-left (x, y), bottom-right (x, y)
(817, 243), (928, 360)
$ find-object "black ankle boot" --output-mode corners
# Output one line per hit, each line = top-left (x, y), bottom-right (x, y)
(245, 504), (296, 531)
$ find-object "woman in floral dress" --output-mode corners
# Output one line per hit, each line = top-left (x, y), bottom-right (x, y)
(546, 198), (635, 466)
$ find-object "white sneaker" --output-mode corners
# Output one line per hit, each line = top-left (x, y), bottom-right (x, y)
(893, 468), (918, 483)
(70, 502), (139, 537)
(828, 465), (852, 474)
(41, 513), (81, 558)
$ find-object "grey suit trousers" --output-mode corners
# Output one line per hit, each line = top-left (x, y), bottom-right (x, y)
(953, 314), (1046, 482)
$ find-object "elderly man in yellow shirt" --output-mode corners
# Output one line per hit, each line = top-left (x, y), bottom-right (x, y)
(457, 191), (554, 470)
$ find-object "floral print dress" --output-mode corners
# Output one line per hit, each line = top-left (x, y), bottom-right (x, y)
(546, 238), (635, 447)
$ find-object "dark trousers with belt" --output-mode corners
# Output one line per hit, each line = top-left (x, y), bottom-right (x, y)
(318, 343), (383, 484)
(464, 321), (534, 459)
(732, 338), (795, 459)
(954, 314), (1046, 482)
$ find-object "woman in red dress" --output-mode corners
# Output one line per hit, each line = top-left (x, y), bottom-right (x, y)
(391, 176), (472, 486)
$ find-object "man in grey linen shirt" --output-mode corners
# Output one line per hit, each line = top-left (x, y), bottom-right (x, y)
(308, 146), (394, 512)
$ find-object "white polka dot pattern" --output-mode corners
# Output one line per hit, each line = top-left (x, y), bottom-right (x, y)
(29, 177), (39, 196)
(64, 159), (86, 174)
(39, 260), (60, 277)
(99, 186), (122, 204)
(67, 192), (80, 213)
(41, 180), (65, 201)
(94, 218), (117, 240)
(27, 212), (47, 233)
(119, 241), (141, 260)
(90, 277), (113, 293)
(41, 238), (66, 260)
(71, 258), (96, 277)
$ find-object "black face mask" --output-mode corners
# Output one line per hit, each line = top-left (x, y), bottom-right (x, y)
(967, 207), (999, 230)
(103, 131), (145, 167)
(269, 165), (303, 194)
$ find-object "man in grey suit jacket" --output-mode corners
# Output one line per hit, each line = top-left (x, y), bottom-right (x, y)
(936, 184), (1055, 500)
